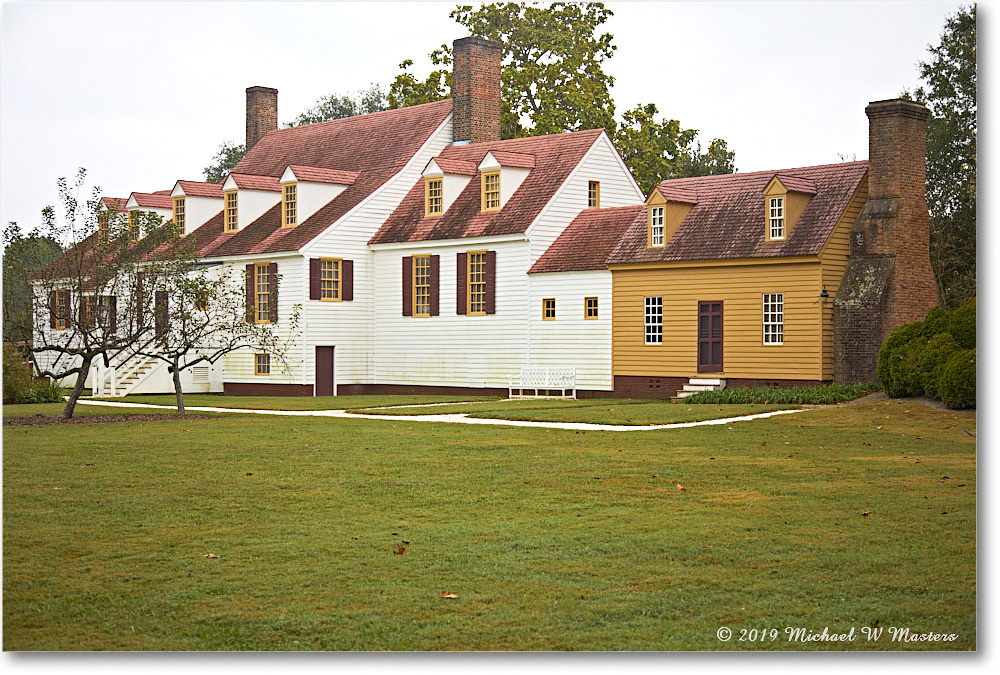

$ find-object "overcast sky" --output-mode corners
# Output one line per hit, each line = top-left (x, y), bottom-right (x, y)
(0, 1), (968, 233)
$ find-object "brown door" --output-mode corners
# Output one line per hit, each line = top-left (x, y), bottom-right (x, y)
(697, 301), (723, 373)
(315, 346), (335, 396)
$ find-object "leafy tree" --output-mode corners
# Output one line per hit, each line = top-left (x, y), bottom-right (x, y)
(3, 223), (63, 345)
(289, 85), (389, 126)
(910, 5), (976, 309)
(203, 140), (246, 183)
(388, 55), (451, 109)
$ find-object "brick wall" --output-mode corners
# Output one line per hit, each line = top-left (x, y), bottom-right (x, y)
(246, 86), (278, 152)
(452, 37), (502, 144)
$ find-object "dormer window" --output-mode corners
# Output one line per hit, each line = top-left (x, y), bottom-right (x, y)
(98, 212), (110, 242)
(588, 181), (600, 208)
(224, 191), (238, 232)
(649, 206), (665, 247)
(128, 211), (140, 241)
(769, 197), (785, 240)
(482, 172), (501, 212)
(426, 178), (443, 216)
(283, 183), (297, 227)
(173, 197), (186, 235)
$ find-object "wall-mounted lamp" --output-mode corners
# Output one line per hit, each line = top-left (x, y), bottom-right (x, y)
(820, 287), (830, 298)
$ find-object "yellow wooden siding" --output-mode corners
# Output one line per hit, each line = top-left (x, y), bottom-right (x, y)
(818, 172), (869, 379)
(612, 261), (824, 380)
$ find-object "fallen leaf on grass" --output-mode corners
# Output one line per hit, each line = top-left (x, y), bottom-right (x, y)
(440, 592), (459, 599)
(245, 472), (253, 476)
(203, 553), (219, 558)
(877, 426), (883, 430)
(393, 545), (407, 555)
(861, 511), (872, 517)
(676, 484), (687, 492)
(761, 441), (767, 446)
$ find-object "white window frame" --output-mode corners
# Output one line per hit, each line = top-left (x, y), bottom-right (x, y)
(763, 293), (784, 345)
(644, 296), (663, 344)
(650, 206), (665, 247)
(769, 197), (785, 240)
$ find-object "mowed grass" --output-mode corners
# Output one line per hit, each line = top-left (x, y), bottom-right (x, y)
(99, 393), (497, 411)
(2, 398), (975, 650)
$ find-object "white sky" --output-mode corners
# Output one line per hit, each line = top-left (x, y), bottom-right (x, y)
(0, 1), (970, 232)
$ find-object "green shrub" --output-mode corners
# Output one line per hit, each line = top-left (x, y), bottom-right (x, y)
(888, 336), (929, 397)
(917, 333), (961, 399)
(3, 343), (34, 404)
(922, 305), (952, 337)
(24, 379), (63, 404)
(950, 297), (976, 349)
(877, 321), (925, 392)
(682, 382), (880, 405)
(937, 348), (976, 409)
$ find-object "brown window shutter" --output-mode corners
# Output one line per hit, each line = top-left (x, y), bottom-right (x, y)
(155, 291), (168, 339)
(134, 273), (144, 331)
(485, 250), (497, 315)
(456, 252), (467, 315)
(79, 295), (87, 326)
(309, 258), (321, 300)
(401, 256), (412, 316)
(268, 262), (279, 322)
(429, 255), (440, 316)
(342, 259), (354, 302)
(49, 291), (57, 328)
(245, 263), (255, 323)
(108, 296), (117, 335)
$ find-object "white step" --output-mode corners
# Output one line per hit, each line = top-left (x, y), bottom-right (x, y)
(688, 378), (726, 387)
(682, 383), (719, 392)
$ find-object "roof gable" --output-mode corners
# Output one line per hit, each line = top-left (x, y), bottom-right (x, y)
(529, 205), (644, 274)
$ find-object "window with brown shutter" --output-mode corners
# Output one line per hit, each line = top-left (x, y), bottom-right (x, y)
(456, 252), (467, 315)
(342, 260), (354, 302)
(245, 263), (255, 323)
(155, 291), (168, 339)
(402, 256), (412, 316)
(267, 262), (278, 323)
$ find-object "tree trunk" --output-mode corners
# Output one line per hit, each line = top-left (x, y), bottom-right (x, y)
(61, 355), (92, 419)
(172, 359), (186, 416)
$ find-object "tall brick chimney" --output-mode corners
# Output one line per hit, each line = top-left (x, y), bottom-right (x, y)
(833, 98), (940, 383)
(451, 37), (502, 145)
(246, 86), (278, 151)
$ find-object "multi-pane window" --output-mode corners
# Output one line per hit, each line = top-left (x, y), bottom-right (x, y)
(129, 211), (140, 241)
(426, 178), (443, 216)
(650, 206), (665, 246)
(255, 263), (270, 323)
(225, 191), (238, 231)
(482, 172), (500, 211)
(320, 259), (340, 301)
(255, 353), (270, 376)
(54, 290), (70, 330)
(769, 197), (784, 240)
(468, 252), (487, 314)
(585, 296), (599, 319)
(173, 197), (186, 235)
(543, 298), (556, 320)
(588, 181), (600, 208)
(81, 295), (97, 329)
(763, 293), (784, 344)
(283, 184), (297, 227)
(98, 212), (110, 242)
(413, 256), (431, 316)
(194, 291), (208, 311)
(644, 296), (663, 344)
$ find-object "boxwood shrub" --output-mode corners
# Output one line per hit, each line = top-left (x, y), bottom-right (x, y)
(938, 349), (976, 409)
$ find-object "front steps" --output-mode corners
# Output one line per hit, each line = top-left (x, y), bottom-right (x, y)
(674, 377), (727, 400)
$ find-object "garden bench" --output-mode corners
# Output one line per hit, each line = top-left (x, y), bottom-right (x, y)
(508, 367), (576, 399)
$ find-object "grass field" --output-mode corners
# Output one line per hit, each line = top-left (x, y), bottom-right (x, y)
(2, 396), (976, 650)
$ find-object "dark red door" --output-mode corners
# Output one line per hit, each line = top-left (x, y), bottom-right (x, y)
(697, 301), (723, 373)
(315, 346), (335, 396)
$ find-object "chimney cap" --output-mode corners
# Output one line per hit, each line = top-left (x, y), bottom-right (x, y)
(866, 98), (929, 121)
(246, 85), (278, 94)
(453, 36), (502, 51)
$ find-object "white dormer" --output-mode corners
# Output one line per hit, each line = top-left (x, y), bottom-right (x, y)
(478, 150), (534, 212)
(422, 157), (477, 217)
(221, 174), (282, 232)
(279, 165), (359, 227)
(170, 181), (225, 236)
(125, 193), (174, 222)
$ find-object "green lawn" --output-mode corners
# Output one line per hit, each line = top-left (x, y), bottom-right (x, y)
(97, 393), (496, 411)
(2, 398), (976, 650)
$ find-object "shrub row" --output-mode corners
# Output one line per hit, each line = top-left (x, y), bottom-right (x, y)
(878, 298), (976, 409)
(2, 343), (62, 404)
(682, 382), (881, 405)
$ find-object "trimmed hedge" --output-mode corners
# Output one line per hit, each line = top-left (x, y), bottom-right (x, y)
(938, 349), (976, 409)
(2, 343), (62, 404)
(682, 382), (880, 405)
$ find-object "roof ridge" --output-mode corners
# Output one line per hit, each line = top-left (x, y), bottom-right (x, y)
(272, 98), (453, 133)
(658, 160), (868, 187)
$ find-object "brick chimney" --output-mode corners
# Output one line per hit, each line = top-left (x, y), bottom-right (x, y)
(246, 86), (278, 151)
(452, 37), (502, 145)
(833, 98), (940, 383)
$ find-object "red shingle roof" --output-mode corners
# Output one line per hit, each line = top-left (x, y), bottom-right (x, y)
(771, 173), (818, 195)
(228, 173), (282, 192)
(607, 161), (868, 265)
(130, 192), (174, 209)
(488, 150), (536, 169)
(654, 185), (698, 204)
(176, 181), (224, 198)
(101, 197), (127, 211)
(529, 205), (644, 274)
(429, 158), (478, 176)
(287, 165), (360, 185)
(371, 129), (604, 245)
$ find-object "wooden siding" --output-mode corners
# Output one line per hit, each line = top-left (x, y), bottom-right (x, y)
(527, 270), (613, 390)
(612, 260), (825, 381)
(818, 171), (869, 379)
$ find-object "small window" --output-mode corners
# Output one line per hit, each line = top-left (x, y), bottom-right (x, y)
(769, 197), (784, 240)
(81, 295), (97, 329)
(649, 206), (665, 247)
(763, 293), (784, 344)
(320, 259), (341, 301)
(98, 212), (110, 242)
(128, 211), (140, 241)
(543, 298), (556, 320)
(283, 184), (297, 227)
(194, 291), (208, 311)
(255, 353), (270, 376)
(482, 172), (501, 211)
(585, 297), (599, 319)
(54, 290), (70, 330)
(644, 296), (663, 344)
(588, 181), (600, 208)
(224, 191), (238, 231)
(426, 178), (443, 216)
(468, 251), (487, 315)
(255, 263), (270, 324)
(412, 255), (431, 316)
(173, 197), (186, 235)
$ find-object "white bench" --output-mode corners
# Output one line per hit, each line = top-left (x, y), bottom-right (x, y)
(508, 367), (576, 399)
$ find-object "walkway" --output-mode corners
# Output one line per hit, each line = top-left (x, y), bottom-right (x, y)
(74, 399), (807, 432)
